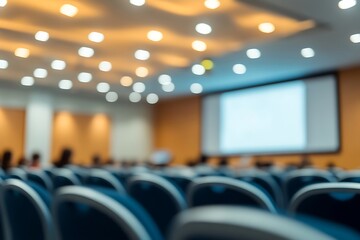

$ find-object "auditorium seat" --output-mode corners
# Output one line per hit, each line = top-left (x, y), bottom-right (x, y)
(52, 168), (82, 190)
(52, 186), (163, 240)
(27, 170), (54, 192)
(289, 182), (360, 233)
(0, 179), (54, 240)
(234, 169), (283, 208)
(168, 206), (360, 240)
(283, 169), (335, 205)
(339, 170), (360, 183)
(85, 169), (126, 193)
(64, 165), (89, 183)
(127, 173), (187, 236)
(6, 168), (27, 181)
(160, 174), (194, 193)
(187, 176), (276, 213)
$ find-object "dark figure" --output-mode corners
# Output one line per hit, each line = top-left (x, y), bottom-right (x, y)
(2, 150), (13, 171)
(299, 155), (313, 169)
(30, 153), (41, 169)
(92, 155), (101, 167)
(54, 148), (73, 168)
(17, 156), (27, 168)
(218, 156), (228, 167)
(198, 154), (209, 165)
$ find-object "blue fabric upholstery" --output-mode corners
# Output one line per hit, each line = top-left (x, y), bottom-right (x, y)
(27, 172), (53, 192)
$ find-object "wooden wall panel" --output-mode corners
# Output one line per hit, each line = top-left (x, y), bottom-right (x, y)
(154, 96), (201, 164)
(52, 112), (110, 165)
(0, 108), (25, 165)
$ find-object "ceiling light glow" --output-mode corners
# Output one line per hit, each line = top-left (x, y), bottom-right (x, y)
(21, 76), (34, 87)
(162, 82), (175, 92)
(88, 32), (104, 43)
(192, 64), (206, 75)
(133, 82), (146, 93)
(233, 64), (247, 75)
(135, 50), (150, 60)
(190, 83), (203, 94)
(120, 76), (133, 87)
(158, 74), (172, 85)
(35, 31), (49, 42)
(147, 93), (159, 104)
(97, 82), (110, 93)
(78, 47), (94, 58)
(129, 92), (142, 103)
(130, 0), (145, 6)
(246, 48), (261, 59)
(192, 40), (207, 52)
(0, 59), (8, 69)
(0, 0), (7, 7)
(106, 92), (118, 102)
(147, 30), (163, 42)
(33, 68), (48, 78)
(135, 67), (149, 77)
(58, 79), (73, 90)
(338, 0), (357, 9)
(51, 60), (66, 70)
(350, 33), (360, 43)
(99, 61), (112, 72)
(204, 0), (220, 9)
(60, 4), (78, 17)
(15, 48), (30, 58)
(196, 23), (212, 35)
(78, 72), (92, 83)
(301, 48), (315, 58)
(258, 22), (275, 33)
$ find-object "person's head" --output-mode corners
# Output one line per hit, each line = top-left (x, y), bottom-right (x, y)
(92, 155), (101, 166)
(2, 150), (13, 171)
(18, 156), (27, 167)
(57, 148), (73, 167)
(219, 156), (228, 167)
(199, 155), (208, 165)
(31, 153), (41, 167)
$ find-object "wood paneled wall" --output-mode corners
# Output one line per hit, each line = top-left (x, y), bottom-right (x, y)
(153, 67), (360, 169)
(52, 112), (110, 165)
(0, 108), (25, 165)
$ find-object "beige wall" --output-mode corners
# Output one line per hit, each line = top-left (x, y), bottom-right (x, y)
(0, 108), (25, 165)
(153, 67), (360, 169)
(51, 112), (111, 165)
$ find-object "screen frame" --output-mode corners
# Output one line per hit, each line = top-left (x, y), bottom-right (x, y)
(200, 72), (341, 157)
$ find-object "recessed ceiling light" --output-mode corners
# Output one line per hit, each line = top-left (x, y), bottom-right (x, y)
(33, 68), (48, 78)
(0, 59), (8, 69)
(133, 82), (146, 93)
(130, 0), (145, 6)
(338, 0), (357, 9)
(135, 67), (149, 77)
(147, 30), (163, 42)
(21, 76), (34, 86)
(162, 82), (175, 92)
(106, 92), (118, 103)
(258, 22), (275, 33)
(99, 61), (112, 72)
(147, 93), (159, 104)
(88, 32), (104, 43)
(204, 0), (220, 9)
(15, 48), (30, 58)
(135, 50), (150, 60)
(192, 40), (207, 52)
(78, 72), (92, 83)
(78, 47), (94, 58)
(97, 82), (110, 93)
(246, 48), (261, 59)
(192, 64), (206, 75)
(51, 60), (66, 70)
(190, 83), (203, 94)
(60, 4), (78, 17)
(158, 74), (172, 85)
(58, 79), (73, 90)
(0, 0), (7, 7)
(301, 48), (315, 58)
(233, 64), (247, 75)
(129, 92), (142, 103)
(201, 59), (214, 70)
(120, 76), (133, 87)
(35, 31), (49, 42)
(196, 23), (212, 35)
(350, 33), (360, 43)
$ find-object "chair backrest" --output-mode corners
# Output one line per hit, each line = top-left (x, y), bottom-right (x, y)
(283, 169), (335, 204)
(52, 186), (163, 240)
(339, 170), (360, 183)
(6, 168), (27, 181)
(289, 182), (360, 232)
(234, 169), (283, 208)
(127, 173), (187, 236)
(27, 170), (54, 192)
(86, 169), (126, 193)
(168, 206), (336, 240)
(0, 179), (54, 240)
(160, 173), (194, 193)
(188, 176), (276, 213)
(52, 168), (82, 190)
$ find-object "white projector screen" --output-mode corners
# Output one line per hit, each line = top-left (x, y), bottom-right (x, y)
(202, 75), (339, 156)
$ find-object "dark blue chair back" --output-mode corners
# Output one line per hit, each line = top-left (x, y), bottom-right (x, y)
(188, 177), (276, 213)
(85, 169), (126, 193)
(127, 173), (187, 236)
(27, 171), (53, 192)
(6, 168), (27, 181)
(52, 169), (81, 190)
(52, 186), (163, 240)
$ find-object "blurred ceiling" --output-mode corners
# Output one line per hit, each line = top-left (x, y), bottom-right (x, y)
(0, 0), (359, 102)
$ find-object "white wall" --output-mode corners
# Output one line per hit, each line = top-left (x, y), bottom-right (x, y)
(0, 85), (153, 163)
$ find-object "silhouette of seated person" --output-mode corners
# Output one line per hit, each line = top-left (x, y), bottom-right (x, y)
(1, 150), (13, 172)
(54, 148), (73, 168)
(30, 153), (41, 169)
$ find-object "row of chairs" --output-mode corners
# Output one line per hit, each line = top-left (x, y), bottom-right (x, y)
(1, 179), (360, 240)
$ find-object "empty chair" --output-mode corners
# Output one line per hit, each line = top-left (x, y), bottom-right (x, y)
(85, 169), (126, 193)
(0, 179), (54, 240)
(283, 169), (335, 204)
(52, 186), (163, 240)
(160, 173), (194, 193)
(188, 176), (276, 213)
(64, 165), (89, 183)
(234, 169), (283, 208)
(52, 168), (82, 190)
(27, 170), (53, 192)
(168, 206), (360, 240)
(6, 168), (27, 181)
(289, 182), (360, 232)
(339, 170), (360, 183)
(127, 173), (187, 236)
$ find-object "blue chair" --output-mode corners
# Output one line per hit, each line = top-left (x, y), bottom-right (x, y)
(339, 170), (360, 183)
(160, 173), (194, 193)
(6, 168), (27, 181)
(52, 186), (163, 240)
(27, 170), (53, 192)
(64, 165), (89, 183)
(168, 206), (360, 240)
(127, 173), (187, 236)
(0, 179), (54, 240)
(289, 182), (360, 233)
(52, 168), (82, 190)
(234, 169), (283, 208)
(283, 169), (335, 204)
(85, 169), (126, 193)
(187, 176), (276, 213)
